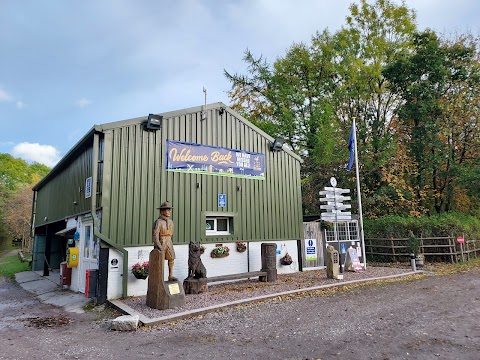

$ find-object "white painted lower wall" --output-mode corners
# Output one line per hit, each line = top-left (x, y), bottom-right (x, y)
(106, 240), (300, 299)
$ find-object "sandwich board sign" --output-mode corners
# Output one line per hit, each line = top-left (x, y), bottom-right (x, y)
(345, 246), (363, 272)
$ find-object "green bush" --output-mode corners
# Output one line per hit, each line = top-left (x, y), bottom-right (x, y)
(364, 212), (480, 239)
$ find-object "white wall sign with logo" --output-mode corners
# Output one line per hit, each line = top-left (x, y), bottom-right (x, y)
(85, 177), (92, 199)
(305, 238), (317, 261)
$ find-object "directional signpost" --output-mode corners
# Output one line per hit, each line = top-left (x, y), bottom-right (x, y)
(320, 178), (354, 273)
(319, 180), (352, 223)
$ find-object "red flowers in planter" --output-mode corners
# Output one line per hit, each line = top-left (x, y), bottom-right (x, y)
(131, 261), (149, 279)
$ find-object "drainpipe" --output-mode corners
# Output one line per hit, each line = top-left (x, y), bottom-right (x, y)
(30, 190), (36, 238)
(91, 132), (129, 298)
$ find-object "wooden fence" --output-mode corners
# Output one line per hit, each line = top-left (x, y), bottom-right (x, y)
(365, 236), (480, 263)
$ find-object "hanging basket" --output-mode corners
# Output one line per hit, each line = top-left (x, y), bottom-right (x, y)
(131, 261), (149, 279)
(211, 251), (230, 258)
(236, 242), (247, 253)
(280, 253), (293, 266)
(210, 245), (230, 258)
(133, 272), (148, 280)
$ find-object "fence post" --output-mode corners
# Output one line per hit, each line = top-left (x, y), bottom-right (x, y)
(463, 236), (470, 261)
(390, 237), (396, 263)
(448, 237), (454, 264)
(420, 234), (424, 260)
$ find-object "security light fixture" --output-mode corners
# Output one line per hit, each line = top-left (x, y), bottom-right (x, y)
(270, 138), (284, 152)
(145, 114), (163, 131)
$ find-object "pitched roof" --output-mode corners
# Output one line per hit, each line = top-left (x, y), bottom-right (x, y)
(33, 102), (301, 191)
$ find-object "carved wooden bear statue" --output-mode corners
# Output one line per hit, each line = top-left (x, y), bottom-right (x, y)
(187, 242), (207, 279)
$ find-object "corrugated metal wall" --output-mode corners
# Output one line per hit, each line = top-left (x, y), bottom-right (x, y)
(34, 145), (94, 226)
(101, 105), (303, 247)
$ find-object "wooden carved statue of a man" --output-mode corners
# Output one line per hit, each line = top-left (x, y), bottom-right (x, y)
(152, 201), (177, 281)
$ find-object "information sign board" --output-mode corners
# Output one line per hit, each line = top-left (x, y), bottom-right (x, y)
(305, 239), (317, 261)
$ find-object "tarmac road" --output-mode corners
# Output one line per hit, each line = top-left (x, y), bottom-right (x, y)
(0, 267), (479, 360)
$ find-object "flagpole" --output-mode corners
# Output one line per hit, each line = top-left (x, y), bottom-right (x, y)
(352, 118), (366, 269)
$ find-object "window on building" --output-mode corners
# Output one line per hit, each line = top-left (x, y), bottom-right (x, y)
(206, 217), (232, 235)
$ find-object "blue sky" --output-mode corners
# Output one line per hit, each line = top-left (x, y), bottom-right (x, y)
(1, 0), (479, 167)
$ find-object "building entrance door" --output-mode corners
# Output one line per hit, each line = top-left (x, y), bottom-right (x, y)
(79, 222), (99, 293)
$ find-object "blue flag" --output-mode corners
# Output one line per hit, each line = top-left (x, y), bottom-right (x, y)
(347, 123), (355, 171)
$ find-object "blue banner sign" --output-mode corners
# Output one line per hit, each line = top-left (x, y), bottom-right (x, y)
(166, 140), (265, 180)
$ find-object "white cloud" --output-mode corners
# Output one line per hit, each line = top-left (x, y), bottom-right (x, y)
(76, 97), (92, 107)
(0, 87), (13, 102)
(12, 142), (61, 167)
(0, 86), (24, 109)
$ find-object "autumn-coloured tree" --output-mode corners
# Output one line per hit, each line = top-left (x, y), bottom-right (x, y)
(3, 183), (35, 252)
(0, 155), (50, 250)
(225, 0), (418, 215)
(384, 31), (480, 214)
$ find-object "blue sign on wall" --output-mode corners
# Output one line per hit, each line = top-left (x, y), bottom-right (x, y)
(166, 140), (265, 180)
(218, 194), (226, 207)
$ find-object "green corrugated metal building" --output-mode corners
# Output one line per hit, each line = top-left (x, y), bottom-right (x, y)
(32, 103), (303, 300)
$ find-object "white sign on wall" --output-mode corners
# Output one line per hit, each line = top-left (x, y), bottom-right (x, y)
(85, 177), (92, 199)
(305, 239), (317, 261)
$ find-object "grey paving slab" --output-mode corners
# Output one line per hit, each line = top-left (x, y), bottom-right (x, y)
(36, 291), (58, 301)
(15, 271), (43, 284)
(19, 278), (59, 295)
(64, 302), (90, 314)
(14, 270), (89, 313)
(45, 295), (90, 314)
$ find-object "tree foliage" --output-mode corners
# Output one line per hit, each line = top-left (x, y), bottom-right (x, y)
(2, 183), (35, 251)
(0, 154), (50, 250)
(384, 31), (480, 214)
(225, 0), (480, 218)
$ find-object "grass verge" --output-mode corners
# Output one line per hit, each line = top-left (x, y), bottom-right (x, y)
(0, 254), (30, 279)
(430, 257), (480, 275)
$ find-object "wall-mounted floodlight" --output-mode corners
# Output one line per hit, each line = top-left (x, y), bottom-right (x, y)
(270, 138), (284, 152)
(145, 114), (163, 131)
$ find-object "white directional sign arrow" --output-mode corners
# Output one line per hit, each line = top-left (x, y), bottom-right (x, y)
(320, 204), (352, 210)
(319, 185), (352, 222)
(321, 214), (352, 221)
(319, 195), (351, 202)
(322, 187), (350, 194)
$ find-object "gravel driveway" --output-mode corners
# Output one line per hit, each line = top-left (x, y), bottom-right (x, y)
(1, 265), (479, 360)
(122, 265), (413, 319)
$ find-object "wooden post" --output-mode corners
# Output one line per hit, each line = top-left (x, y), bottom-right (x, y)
(448, 237), (454, 264)
(454, 237), (459, 263)
(260, 243), (277, 282)
(390, 237), (396, 263)
(146, 249), (185, 310)
(465, 237), (470, 262)
(420, 234), (424, 259)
